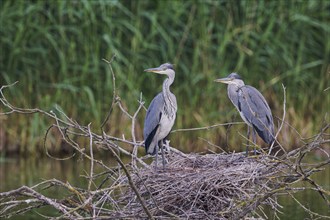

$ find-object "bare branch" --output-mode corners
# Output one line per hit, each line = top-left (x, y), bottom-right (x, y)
(171, 122), (244, 133)
(269, 83), (287, 155)
(101, 55), (117, 131)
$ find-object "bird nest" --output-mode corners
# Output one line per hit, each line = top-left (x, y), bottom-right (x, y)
(117, 152), (284, 219)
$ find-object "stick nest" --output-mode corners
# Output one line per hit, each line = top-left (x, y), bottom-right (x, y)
(119, 153), (283, 219)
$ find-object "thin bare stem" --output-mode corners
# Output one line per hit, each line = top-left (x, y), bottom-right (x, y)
(88, 123), (94, 191)
(101, 54), (117, 130)
(171, 122), (244, 133)
(269, 84), (287, 155)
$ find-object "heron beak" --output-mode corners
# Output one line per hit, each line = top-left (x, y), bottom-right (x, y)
(144, 67), (163, 73)
(214, 77), (232, 84)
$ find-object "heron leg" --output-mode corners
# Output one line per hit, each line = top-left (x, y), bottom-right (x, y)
(154, 142), (159, 171)
(246, 126), (251, 156)
(160, 140), (166, 170)
(252, 128), (257, 155)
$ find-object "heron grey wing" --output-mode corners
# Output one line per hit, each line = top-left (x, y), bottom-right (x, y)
(143, 93), (164, 141)
(239, 86), (275, 144)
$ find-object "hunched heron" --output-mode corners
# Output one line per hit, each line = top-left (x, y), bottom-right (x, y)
(215, 73), (275, 155)
(144, 63), (177, 169)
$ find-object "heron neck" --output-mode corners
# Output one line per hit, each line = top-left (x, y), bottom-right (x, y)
(162, 73), (175, 114)
(229, 81), (245, 92)
(162, 73), (175, 97)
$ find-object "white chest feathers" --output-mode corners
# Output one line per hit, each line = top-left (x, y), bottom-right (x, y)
(158, 113), (176, 140)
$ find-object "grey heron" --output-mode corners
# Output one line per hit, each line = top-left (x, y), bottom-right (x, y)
(144, 63), (177, 169)
(215, 73), (275, 155)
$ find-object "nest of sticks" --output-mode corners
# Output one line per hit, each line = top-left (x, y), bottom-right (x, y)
(117, 152), (284, 219)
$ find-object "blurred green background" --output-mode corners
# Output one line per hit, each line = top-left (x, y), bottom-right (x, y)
(0, 0), (329, 156)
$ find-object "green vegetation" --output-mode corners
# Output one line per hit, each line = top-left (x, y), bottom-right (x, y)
(1, 0), (329, 156)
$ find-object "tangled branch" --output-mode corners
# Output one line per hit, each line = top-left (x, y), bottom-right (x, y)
(1, 60), (329, 219)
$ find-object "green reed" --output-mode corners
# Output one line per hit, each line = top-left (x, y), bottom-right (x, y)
(0, 0), (329, 155)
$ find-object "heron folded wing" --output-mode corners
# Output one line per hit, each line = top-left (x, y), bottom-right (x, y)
(145, 124), (159, 155)
(240, 86), (275, 144)
(144, 93), (165, 154)
(144, 93), (164, 138)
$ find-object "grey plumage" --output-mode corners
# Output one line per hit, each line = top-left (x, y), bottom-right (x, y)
(143, 63), (177, 169)
(215, 73), (275, 153)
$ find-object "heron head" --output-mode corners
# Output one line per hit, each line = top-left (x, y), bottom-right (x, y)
(144, 63), (174, 75)
(214, 73), (244, 86)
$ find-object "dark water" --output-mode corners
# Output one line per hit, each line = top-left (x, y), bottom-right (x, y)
(1, 155), (329, 219)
